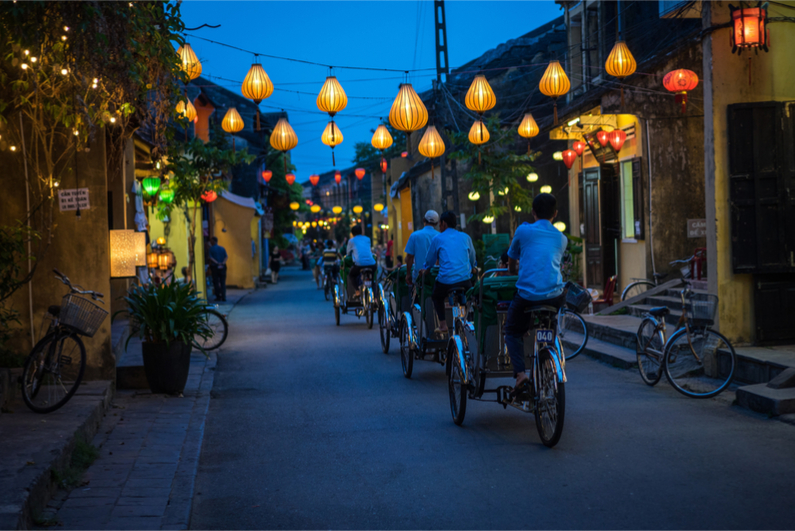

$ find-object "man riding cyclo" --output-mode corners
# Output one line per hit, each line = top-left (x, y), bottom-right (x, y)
(503, 193), (568, 395)
(404, 210), (440, 302)
(345, 226), (377, 302)
(418, 210), (477, 338)
(322, 239), (341, 284)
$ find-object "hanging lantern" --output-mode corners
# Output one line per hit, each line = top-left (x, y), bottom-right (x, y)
(309, 174), (320, 186)
(562, 149), (577, 170)
(353, 205), (363, 214)
(540, 185), (552, 194)
(373, 203), (384, 211)
(355, 168), (366, 180)
(388, 83), (428, 153)
(289, 202), (300, 211)
(539, 60), (570, 124)
(311, 204), (321, 213)
(468, 191), (481, 201)
(201, 190), (217, 203)
(552, 151), (564, 161)
(518, 112), (539, 154)
(482, 215), (494, 224)
(158, 187), (174, 204)
(158, 252), (171, 271)
(663, 69), (699, 114)
(316, 76), (348, 117)
(596, 130), (610, 147)
(371, 124), (394, 151)
(605, 40), (637, 106)
(514, 206), (522, 212)
(222, 107), (244, 151)
(270, 117), (299, 174)
(334, 171), (342, 184)
(177, 43), (202, 82)
(309, 221), (316, 228)
(418, 125), (445, 159)
(380, 158), (388, 173)
(146, 252), (159, 269)
(262, 170), (272, 183)
(332, 206), (342, 214)
(497, 186), (509, 196)
(609, 129), (627, 152)
(468, 120), (490, 146)
(572, 141), (586, 156)
(730, 4), (769, 54)
(241, 63), (274, 130)
(109, 230), (146, 278)
(176, 99), (197, 123)
(285, 173), (296, 186)
(142, 177), (161, 197)
(321, 121), (343, 166)
(464, 75), (497, 115)
(554, 221), (567, 232)
(156, 237), (167, 246)
(526, 173), (539, 183)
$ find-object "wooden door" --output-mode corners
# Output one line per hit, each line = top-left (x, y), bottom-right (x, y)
(600, 163), (621, 285)
(583, 169), (602, 289)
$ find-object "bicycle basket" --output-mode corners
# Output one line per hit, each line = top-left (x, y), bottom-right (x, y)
(565, 281), (591, 313)
(60, 294), (108, 337)
(687, 292), (718, 328)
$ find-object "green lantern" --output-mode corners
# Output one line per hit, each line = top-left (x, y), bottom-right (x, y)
(142, 177), (161, 197)
(158, 187), (175, 204)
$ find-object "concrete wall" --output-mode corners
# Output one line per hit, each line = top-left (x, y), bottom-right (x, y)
(702, 1), (795, 343)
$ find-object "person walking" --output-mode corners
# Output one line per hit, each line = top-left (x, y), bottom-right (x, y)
(208, 237), (228, 302)
(270, 245), (282, 284)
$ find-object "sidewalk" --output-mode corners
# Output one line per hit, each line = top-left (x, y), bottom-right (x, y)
(34, 351), (216, 530)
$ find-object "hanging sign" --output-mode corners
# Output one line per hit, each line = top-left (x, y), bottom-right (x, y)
(687, 219), (707, 238)
(58, 188), (90, 212)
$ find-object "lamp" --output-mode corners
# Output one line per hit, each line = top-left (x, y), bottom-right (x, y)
(663, 69), (699, 114)
(316, 76), (348, 116)
(142, 177), (160, 197)
(146, 251), (158, 269)
(540, 185), (552, 194)
(373, 203), (384, 211)
(380, 159), (388, 174)
(418, 125), (445, 178)
(158, 187), (174, 204)
(389, 83), (428, 153)
(285, 173), (296, 186)
(562, 149), (578, 170)
(309, 174), (320, 186)
(539, 60), (570, 124)
(353, 205), (363, 214)
(730, 4), (769, 54)
(334, 171), (342, 184)
(157, 252), (171, 271)
(552, 151), (564, 161)
(371, 124), (394, 151)
(355, 168), (366, 180)
(518, 112), (539, 153)
(572, 141), (586, 156)
(605, 39), (637, 105)
(311, 221), (318, 228)
(526, 173), (539, 183)
(176, 99), (197, 123)
(262, 170), (272, 183)
(311, 204), (321, 213)
(482, 215), (494, 224)
(156, 237), (167, 246)
(609, 130), (627, 152)
(464, 75), (497, 115)
(514, 206), (522, 212)
(321, 120), (343, 165)
(109, 229), (141, 278)
(290, 202), (300, 210)
(177, 43), (201, 82)
(468, 120), (490, 146)
(554, 221), (566, 232)
(201, 190), (218, 203)
(597, 130), (610, 147)
(241, 62), (273, 130)
(332, 206), (342, 214)
(270, 117), (299, 174)
(222, 107), (244, 151)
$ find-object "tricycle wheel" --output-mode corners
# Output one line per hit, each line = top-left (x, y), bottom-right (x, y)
(448, 342), (467, 426)
(534, 348), (565, 448)
(399, 316), (413, 379)
(378, 306), (390, 354)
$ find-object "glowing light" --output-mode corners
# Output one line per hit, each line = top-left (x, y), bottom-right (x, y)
(526, 173), (539, 183)
(540, 185), (552, 194)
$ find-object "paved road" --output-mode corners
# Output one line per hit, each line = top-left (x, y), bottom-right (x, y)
(191, 267), (795, 530)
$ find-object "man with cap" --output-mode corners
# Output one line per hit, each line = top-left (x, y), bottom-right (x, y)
(404, 210), (439, 288)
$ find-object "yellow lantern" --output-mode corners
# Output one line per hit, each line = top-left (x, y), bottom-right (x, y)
(540, 185), (552, 194)
(464, 75), (496, 115)
(418, 125), (445, 159)
(310, 204), (321, 213)
(332, 206), (342, 215)
(146, 251), (159, 269)
(468, 191), (480, 201)
(605, 40), (637, 106)
(518, 112), (539, 153)
(270, 117), (299, 174)
(553, 221), (567, 232)
(539, 60), (570, 124)
(176, 99), (196, 123)
(353, 205), (363, 214)
(177, 43), (202, 82)
(373, 203), (384, 212)
(290, 202), (300, 210)
(156, 237), (166, 246)
(514, 206), (522, 212)
(527, 172), (539, 183)
(321, 121), (344, 166)
(389, 83), (428, 153)
(311, 221), (318, 228)
(316, 76), (348, 117)
(371, 124), (393, 151)
(241, 63), (273, 130)
(482, 215), (494, 224)
(293, 221), (298, 227)
(468, 120), (489, 146)
(222, 107), (244, 151)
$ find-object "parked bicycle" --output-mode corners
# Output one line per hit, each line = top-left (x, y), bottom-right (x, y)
(621, 249), (705, 301)
(636, 281), (736, 398)
(191, 305), (228, 351)
(22, 269), (108, 413)
(557, 282), (589, 360)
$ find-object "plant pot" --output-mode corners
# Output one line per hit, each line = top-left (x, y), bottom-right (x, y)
(141, 341), (192, 394)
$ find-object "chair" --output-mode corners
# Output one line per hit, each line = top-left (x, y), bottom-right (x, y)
(592, 275), (617, 312)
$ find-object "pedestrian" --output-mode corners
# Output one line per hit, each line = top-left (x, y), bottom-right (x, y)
(208, 237), (228, 302)
(270, 245), (282, 284)
(386, 234), (394, 266)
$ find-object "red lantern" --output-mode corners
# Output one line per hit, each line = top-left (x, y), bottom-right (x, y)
(561, 149), (577, 170)
(572, 141), (585, 156)
(285, 173), (295, 185)
(334, 171), (342, 184)
(201, 190), (217, 203)
(609, 130), (627, 152)
(309, 174), (320, 186)
(355, 168), (366, 180)
(401, 151), (408, 158)
(596, 130), (610, 147)
(262, 170), (272, 183)
(730, 5), (769, 54)
(663, 69), (699, 114)
(380, 158), (388, 173)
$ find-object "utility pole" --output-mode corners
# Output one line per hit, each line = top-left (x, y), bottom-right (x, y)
(433, 0), (459, 214)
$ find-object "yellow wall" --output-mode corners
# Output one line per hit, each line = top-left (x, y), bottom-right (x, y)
(703, 2), (795, 342)
(399, 184), (413, 255)
(212, 197), (258, 289)
(148, 202), (206, 298)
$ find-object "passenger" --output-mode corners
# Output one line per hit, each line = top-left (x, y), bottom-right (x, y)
(346, 226), (377, 301)
(419, 210), (477, 337)
(404, 210), (439, 287)
(504, 193), (567, 393)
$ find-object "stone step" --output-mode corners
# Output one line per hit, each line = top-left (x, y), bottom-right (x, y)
(733, 347), (795, 385)
(561, 331), (637, 370)
(736, 384), (795, 416)
(581, 314), (643, 351)
(627, 303), (684, 326)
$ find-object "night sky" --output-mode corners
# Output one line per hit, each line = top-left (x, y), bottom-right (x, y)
(180, 1), (561, 181)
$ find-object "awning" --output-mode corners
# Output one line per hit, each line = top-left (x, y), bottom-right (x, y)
(219, 190), (265, 216)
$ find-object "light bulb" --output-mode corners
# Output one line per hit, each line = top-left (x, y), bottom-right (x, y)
(526, 172), (539, 182)
(30, 57), (36, 63)
(61, 35), (67, 41)
(21, 63), (28, 70)
(73, 129), (79, 136)
(61, 68), (68, 75)
(24, 50), (29, 55)
(64, 26), (69, 31)
(110, 117), (116, 123)
(10, 146), (17, 151)
(54, 181), (60, 187)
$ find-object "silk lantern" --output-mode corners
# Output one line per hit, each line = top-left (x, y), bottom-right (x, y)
(177, 44), (201, 82)
(374, 203), (384, 212)
(572, 140), (586, 156)
(730, 4), (769, 54)
(526, 172), (539, 183)
(371, 124), (393, 176)
(309, 174), (320, 186)
(321, 121), (343, 166)
(562, 149), (577, 170)
(221, 107), (244, 151)
(353, 205), (363, 214)
(290, 202), (300, 211)
(262, 170), (272, 183)
(465, 75), (496, 115)
(468, 120), (490, 146)
(539, 60), (570, 124)
(270, 117), (299, 175)
(418, 125), (445, 179)
(380, 159), (388, 173)
(142, 177), (160, 198)
(355, 168), (365, 180)
(285, 173), (296, 186)
(317, 76), (348, 117)
(311, 205), (321, 213)
(241, 63), (274, 130)
(609, 130), (627, 152)
(596, 130), (610, 147)
(332, 206), (342, 214)
(389, 83), (428, 154)
(176, 99), (196, 123)
(518, 112), (539, 153)
(540, 185), (552, 194)
(663, 69), (698, 114)
(201, 190), (217, 203)
(468, 191), (480, 201)
(605, 40), (637, 106)
(334, 171), (341, 184)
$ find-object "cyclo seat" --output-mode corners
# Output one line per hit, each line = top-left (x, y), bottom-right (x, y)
(48, 305), (61, 317)
(648, 306), (670, 317)
(653, 272), (669, 280)
(522, 304), (559, 315)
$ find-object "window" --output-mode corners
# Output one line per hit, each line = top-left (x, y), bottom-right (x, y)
(620, 158), (645, 240)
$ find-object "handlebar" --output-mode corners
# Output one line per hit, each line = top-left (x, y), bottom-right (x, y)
(53, 268), (105, 302)
(668, 255), (696, 267)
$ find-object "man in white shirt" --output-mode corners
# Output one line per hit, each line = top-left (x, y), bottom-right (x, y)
(346, 225), (377, 301)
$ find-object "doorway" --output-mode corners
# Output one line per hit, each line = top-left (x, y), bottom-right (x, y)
(583, 165), (620, 290)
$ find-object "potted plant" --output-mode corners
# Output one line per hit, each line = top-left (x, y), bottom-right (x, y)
(120, 281), (212, 394)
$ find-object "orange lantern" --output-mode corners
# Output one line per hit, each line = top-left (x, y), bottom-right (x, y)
(561, 149), (577, 170)
(270, 117), (299, 175)
(609, 130), (627, 152)
(388, 83), (428, 153)
(221, 107), (244, 151)
(285, 173), (296, 186)
(241, 63), (273, 130)
(176, 99), (197, 123)
(468, 120), (489, 146)
(464, 75), (497, 116)
(605, 40), (637, 106)
(321, 120), (343, 166)
(518, 112), (539, 154)
(380, 158), (388, 173)
(371, 124), (393, 151)
(596, 130), (610, 147)
(261, 170), (272, 183)
(334, 171), (342, 184)
(201, 190), (217, 203)
(177, 44), (202, 82)
(538, 60), (570, 124)
(309, 174), (320, 186)
(663, 69), (699, 114)
(572, 140), (586, 156)
(730, 5), (769, 54)
(317, 76), (348, 117)
(355, 168), (366, 180)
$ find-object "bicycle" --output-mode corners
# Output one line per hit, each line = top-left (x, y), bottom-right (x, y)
(556, 282), (590, 360)
(22, 269), (108, 413)
(621, 250), (705, 301)
(636, 282), (736, 398)
(191, 305), (228, 351)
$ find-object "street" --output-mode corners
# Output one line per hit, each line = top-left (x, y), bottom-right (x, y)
(190, 267), (795, 530)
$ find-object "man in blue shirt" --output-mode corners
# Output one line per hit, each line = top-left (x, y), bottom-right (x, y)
(504, 193), (568, 392)
(420, 211), (477, 336)
(208, 237), (228, 302)
(404, 210), (439, 286)
(346, 226), (377, 301)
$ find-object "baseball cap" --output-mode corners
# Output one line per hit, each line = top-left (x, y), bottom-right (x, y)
(424, 210), (440, 224)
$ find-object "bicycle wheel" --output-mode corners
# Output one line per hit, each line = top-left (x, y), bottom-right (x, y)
(378, 306), (390, 354)
(664, 327), (736, 398)
(192, 309), (228, 351)
(324, 278), (331, 301)
(22, 331), (86, 414)
(557, 308), (588, 360)
(448, 342), (467, 426)
(636, 318), (665, 386)
(399, 315), (413, 378)
(365, 290), (374, 329)
(534, 348), (565, 448)
(621, 280), (656, 302)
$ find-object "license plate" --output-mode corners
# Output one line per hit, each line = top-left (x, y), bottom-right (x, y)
(536, 329), (554, 343)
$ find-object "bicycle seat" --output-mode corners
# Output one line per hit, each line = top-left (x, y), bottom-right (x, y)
(648, 306), (670, 318)
(48, 305), (61, 317)
(653, 272), (669, 280)
(523, 305), (559, 314)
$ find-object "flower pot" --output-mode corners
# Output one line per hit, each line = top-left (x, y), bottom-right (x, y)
(141, 341), (192, 394)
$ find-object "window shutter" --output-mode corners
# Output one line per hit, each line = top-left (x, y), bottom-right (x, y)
(631, 158), (645, 240)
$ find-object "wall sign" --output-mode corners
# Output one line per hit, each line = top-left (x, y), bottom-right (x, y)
(58, 188), (90, 212)
(687, 219), (707, 238)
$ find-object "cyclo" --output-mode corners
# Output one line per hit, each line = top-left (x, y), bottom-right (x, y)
(446, 268), (567, 447)
(397, 267), (450, 378)
(333, 255), (377, 328)
(376, 264), (411, 354)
